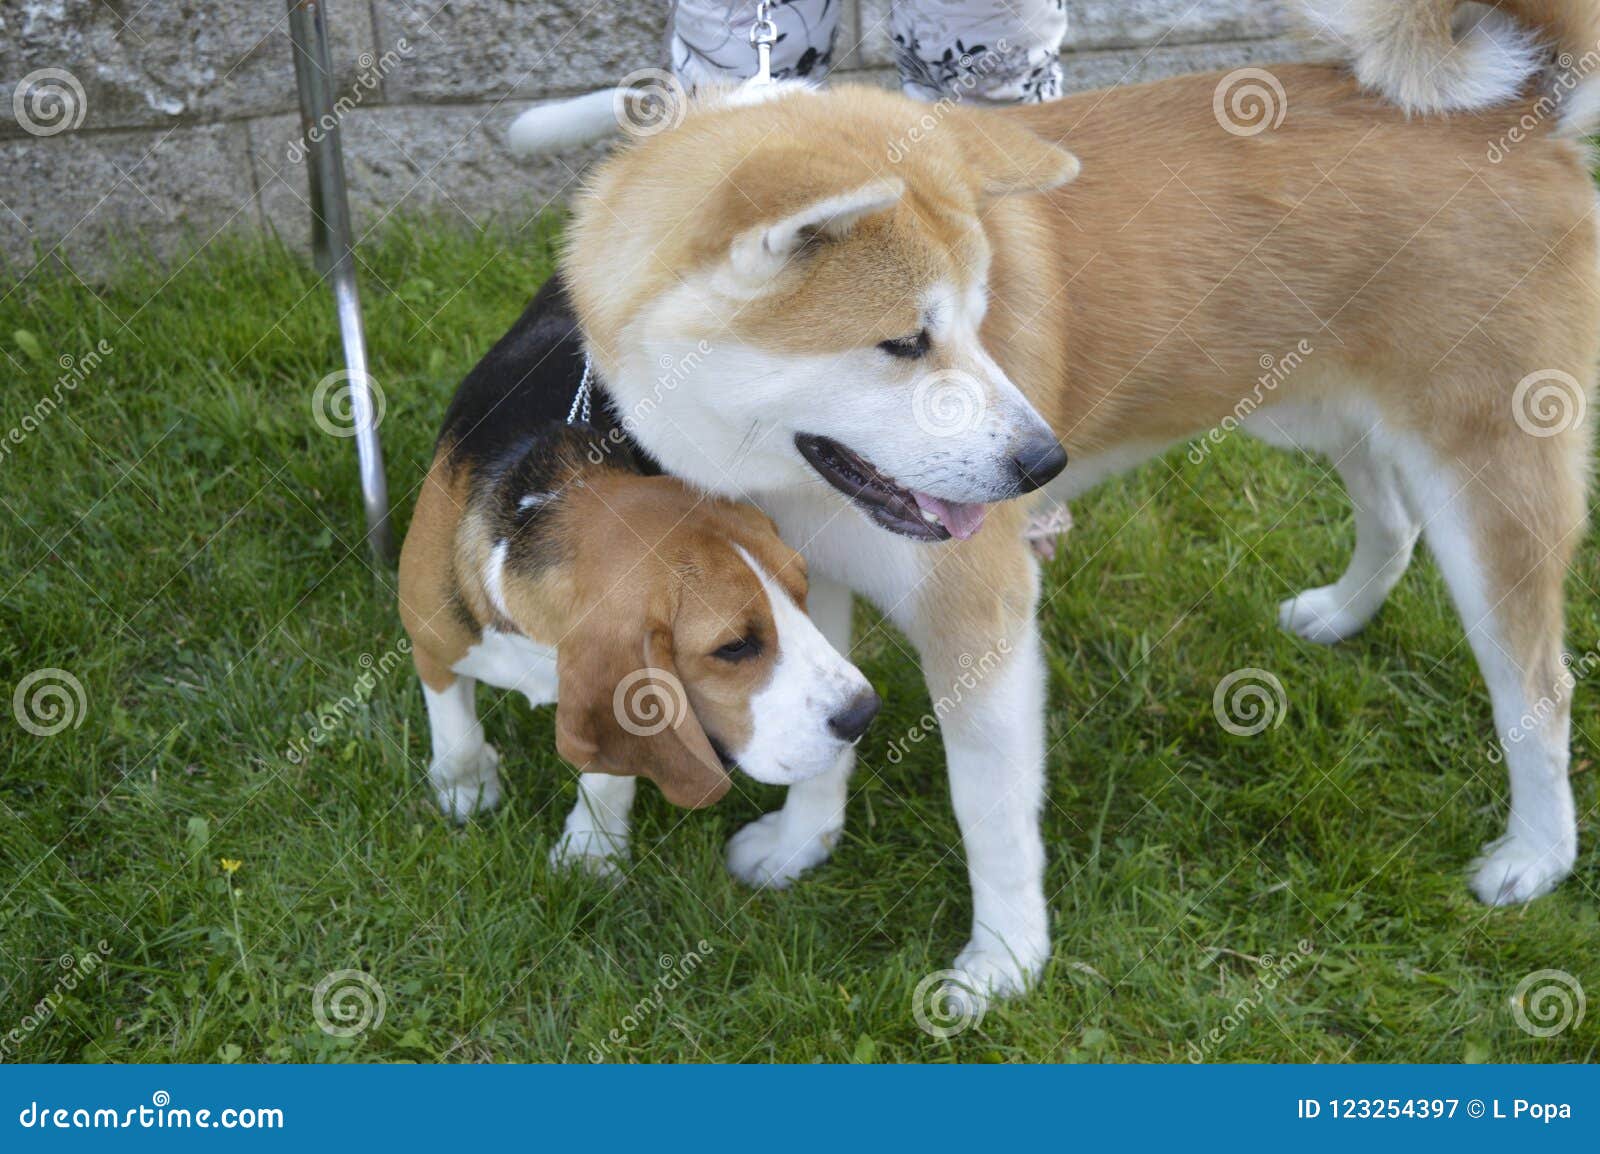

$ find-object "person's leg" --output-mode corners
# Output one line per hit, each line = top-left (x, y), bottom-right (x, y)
(1024, 500), (1072, 561)
(669, 0), (842, 89)
(889, 0), (1068, 104)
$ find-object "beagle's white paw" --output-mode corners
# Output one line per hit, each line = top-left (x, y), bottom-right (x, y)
(1471, 834), (1575, 905)
(430, 744), (502, 822)
(725, 810), (840, 889)
(549, 828), (629, 879)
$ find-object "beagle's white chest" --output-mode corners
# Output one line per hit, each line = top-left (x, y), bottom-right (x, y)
(451, 628), (560, 706)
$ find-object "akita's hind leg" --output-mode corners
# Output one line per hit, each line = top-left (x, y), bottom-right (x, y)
(1279, 440), (1421, 644)
(1397, 435), (1584, 905)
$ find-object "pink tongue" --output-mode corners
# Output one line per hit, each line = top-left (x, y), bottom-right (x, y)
(911, 492), (989, 540)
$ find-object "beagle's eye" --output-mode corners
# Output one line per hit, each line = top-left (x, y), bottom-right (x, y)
(712, 636), (760, 661)
(877, 329), (931, 359)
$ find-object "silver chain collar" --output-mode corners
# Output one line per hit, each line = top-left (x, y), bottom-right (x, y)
(565, 352), (594, 426)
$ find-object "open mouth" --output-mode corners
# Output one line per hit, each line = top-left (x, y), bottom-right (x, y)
(795, 433), (989, 542)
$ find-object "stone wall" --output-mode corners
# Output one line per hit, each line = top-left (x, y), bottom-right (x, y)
(0, 1), (1308, 273)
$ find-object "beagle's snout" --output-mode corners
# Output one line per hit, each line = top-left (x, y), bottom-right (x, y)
(828, 688), (882, 743)
(1011, 434), (1068, 494)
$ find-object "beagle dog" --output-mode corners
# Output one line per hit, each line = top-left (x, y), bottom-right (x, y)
(398, 277), (879, 873)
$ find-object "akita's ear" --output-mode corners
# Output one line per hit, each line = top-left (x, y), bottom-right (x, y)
(728, 179), (904, 283)
(949, 110), (1080, 196)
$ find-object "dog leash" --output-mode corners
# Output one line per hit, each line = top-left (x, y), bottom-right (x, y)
(569, 7), (776, 427)
(748, 0), (778, 86)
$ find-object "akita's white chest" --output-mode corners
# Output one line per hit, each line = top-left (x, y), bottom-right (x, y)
(755, 492), (932, 624)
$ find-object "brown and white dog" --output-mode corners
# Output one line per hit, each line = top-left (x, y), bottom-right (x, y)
(513, 0), (1600, 999)
(398, 278), (878, 873)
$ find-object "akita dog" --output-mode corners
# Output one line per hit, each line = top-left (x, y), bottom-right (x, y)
(514, 0), (1600, 1000)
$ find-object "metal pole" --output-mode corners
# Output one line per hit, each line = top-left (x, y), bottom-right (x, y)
(288, 0), (394, 563)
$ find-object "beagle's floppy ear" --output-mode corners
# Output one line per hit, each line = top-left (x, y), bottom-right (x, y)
(554, 605), (730, 809)
(946, 109), (1080, 196)
(728, 178), (904, 283)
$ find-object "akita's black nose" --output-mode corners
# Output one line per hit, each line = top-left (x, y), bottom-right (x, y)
(1011, 436), (1068, 493)
(829, 688), (882, 743)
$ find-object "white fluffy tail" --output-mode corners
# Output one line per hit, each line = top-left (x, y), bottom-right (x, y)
(1299, 0), (1600, 136)
(508, 89), (624, 154)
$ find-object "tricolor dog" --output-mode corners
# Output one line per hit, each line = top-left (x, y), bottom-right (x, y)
(398, 278), (878, 872)
(512, 0), (1600, 999)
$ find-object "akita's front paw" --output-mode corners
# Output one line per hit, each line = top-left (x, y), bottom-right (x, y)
(920, 941), (1045, 1028)
(950, 935), (1046, 1004)
(1277, 586), (1369, 644)
(1471, 834), (1575, 905)
(725, 810), (840, 889)
(430, 744), (502, 822)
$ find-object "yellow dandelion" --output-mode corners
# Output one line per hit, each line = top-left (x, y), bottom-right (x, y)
(220, 858), (242, 875)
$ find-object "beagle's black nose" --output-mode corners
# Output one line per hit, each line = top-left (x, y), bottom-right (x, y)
(1012, 436), (1068, 493)
(828, 688), (881, 743)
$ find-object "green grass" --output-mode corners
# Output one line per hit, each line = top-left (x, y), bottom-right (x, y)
(1, 217), (1597, 1064)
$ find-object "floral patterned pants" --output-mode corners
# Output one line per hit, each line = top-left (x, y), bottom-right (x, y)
(669, 0), (1069, 104)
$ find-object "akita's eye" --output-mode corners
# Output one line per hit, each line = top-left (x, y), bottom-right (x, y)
(877, 329), (931, 359)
